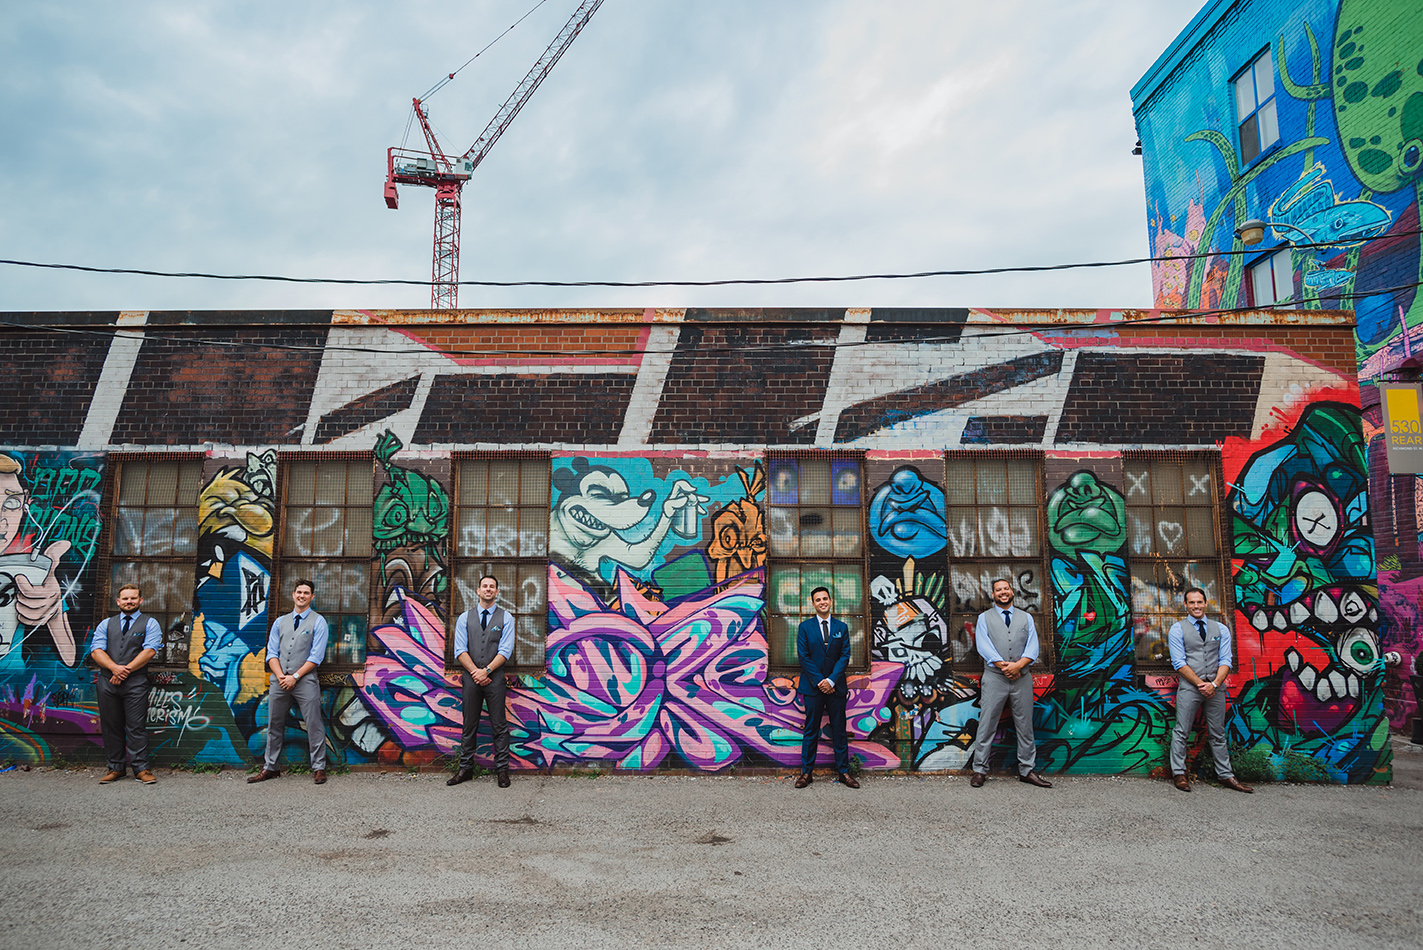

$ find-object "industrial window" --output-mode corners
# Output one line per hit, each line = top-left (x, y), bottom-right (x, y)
(1249, 248), (1294, 308)
(449, 455), (549, 671)
(765, 453), (869, 673)
(103, 456), (203, 667)
(1124, 453), (1232, 671)
(275, 457), (372, 668)
(1234, 49), (1279, 165)
(942, 453), (1052, 672)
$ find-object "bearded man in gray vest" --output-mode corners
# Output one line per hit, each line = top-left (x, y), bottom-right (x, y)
(1169, 587), (1253, 793)
(248, 578), (329, 785)
(447, 574), (514, 788)
(90, 583), (163, 784)
(969, 578), (1051, 788)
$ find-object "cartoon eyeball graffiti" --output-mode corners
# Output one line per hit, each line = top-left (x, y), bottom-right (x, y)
(1292, 487), (1341, 551)
(1336, 627), (1381, 675)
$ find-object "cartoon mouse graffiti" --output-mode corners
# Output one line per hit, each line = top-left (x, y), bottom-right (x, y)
(550, 459), (707, 582)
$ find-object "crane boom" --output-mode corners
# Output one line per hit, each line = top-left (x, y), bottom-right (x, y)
(384, 0), (606, 309)
(463, 0), (604, 170)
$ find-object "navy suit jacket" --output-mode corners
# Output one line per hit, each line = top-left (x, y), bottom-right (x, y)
(797, 615), (850, 697)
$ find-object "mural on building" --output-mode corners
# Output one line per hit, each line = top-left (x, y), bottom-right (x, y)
(1224, 401), (1390, 782)
(1036, 471), (1172, 772)
(1136, 0), (1419, 730)
(0, 449), (103, 762)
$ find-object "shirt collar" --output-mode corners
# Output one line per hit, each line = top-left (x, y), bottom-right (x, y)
(293, 608), (310, 620)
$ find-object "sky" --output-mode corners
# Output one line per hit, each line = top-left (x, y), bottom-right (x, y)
(0, 0), (1203, 313)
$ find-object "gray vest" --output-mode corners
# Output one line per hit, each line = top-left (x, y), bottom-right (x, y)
(981, 606), (1032, 665)
(1179, 616), (1226, 678)
(104, 612), (150, 666)
(274, 611), (321, 675)
(462, 606), (508, 666)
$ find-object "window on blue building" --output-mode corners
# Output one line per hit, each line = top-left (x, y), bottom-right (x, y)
(1234, 50), (1279, 165)
(1249, 248), (1294, 308)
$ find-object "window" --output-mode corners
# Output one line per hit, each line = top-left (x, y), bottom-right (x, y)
(1234, 49), (1279, 164)
(450, 456), (549, 670)
(277, 457), (372, 667)
(765, 453), (868, 672)
(104, 456), (203, 666)
(1124, 453), (1231, 669)
(942, 453), (1051, 671)
(1249, 248), (1294, 307)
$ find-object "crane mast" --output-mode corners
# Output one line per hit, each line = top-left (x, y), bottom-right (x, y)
(384, 0), (605, 309)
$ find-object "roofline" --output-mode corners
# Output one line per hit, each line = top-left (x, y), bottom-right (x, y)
(1130, 0), (1236, 112)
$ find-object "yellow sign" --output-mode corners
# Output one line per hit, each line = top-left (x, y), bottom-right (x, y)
(1381, 384), (1423, 472)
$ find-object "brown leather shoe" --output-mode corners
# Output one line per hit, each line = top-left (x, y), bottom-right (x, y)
(1174, 773), (1191, 792)
(312, 770), (327, 785)
(247, 769), (280, 784)
(969, 771), (986, 788)
(1220, 776), (1254, 794)
(794, 772), (813, 789)
(497, 770), (510, 788)
(98, 770), (124, 784)
(1019, 771), (1052, 788)
(446, 768), (474, 787)
(135, 770), (157, 785)
(837, 772), (860, 789)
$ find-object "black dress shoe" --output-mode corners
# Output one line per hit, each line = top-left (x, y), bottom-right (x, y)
(969, 771), (986, 788)
(446, 768), (474, 787)
(1018, 771), (1052, 788)
(247, 769), (280, 784)
(794, 772), (813, 789)
(497, 770), (511, 788)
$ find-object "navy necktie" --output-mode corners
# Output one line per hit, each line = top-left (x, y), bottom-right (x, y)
(1195, 619), (1206, 640)
(1002, 609), (1012, 628)
(122, 615), (132, 636)
(821, 620), (829, 646)
(482, 609), (491, 630)
(294, 613), (302, 630)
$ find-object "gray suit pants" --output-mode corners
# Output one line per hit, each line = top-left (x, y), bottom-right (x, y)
(460, 671), (510, 771)
(264, 673), (327, 770)
(1170, 682), (1233, 779)
(96, 674), (150, 774)
(972, 669), (1037, 774)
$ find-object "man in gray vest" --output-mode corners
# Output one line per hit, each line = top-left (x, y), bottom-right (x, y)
(90, 583), (163, 784)
(1169, 587), (1253, 793)
(969, 578), (1051, 788)
(248, 578), (329, 785)
(447, 574), (515, 788)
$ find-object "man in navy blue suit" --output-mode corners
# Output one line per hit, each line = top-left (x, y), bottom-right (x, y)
(795, 586), (859, 789)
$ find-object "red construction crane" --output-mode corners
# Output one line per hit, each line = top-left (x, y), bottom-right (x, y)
(384, 0), (605, 309)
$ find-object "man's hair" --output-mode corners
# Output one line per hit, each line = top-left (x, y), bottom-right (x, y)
(479, 574), (500, 589)
(810, 586), (831, 600)
(116, 583), (142, 597)
(0, 454), (20, 476)
(293, 578), (316, 594)
(1183, 586), (1207, 601)
(991, 577), (1014, 590)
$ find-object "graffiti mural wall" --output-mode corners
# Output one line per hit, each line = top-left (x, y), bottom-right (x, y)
(1133, 0), (1421, 729)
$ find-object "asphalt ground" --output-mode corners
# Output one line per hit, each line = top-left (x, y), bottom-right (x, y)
(3, 738), (1421, 950)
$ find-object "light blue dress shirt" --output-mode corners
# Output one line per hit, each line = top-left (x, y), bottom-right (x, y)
(89, 612), (164, 654)
(974, 607), (1040, 665)
(264, 608), (329, 667)
(453, 606), (515, 661)
(1167, 616), (1232, 673)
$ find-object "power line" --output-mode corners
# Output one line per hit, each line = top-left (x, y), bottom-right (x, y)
(1, 231), (1416, 290)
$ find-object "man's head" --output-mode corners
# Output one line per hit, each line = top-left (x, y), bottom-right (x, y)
(811, 586), (832, 618)
(991, 578), (1015, 607)
(292, 579), (315, 612)
(0, 455), (28, 551)
(115, 583), (142, 614)
(1183, 587), (1207, 620)
(477, 574), (500, 607)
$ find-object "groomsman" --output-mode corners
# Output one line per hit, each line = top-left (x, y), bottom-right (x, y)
(969, 578), (1051, 788)
(90, 584), (162, 784)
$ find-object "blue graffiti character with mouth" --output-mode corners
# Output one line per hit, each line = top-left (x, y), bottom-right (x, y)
(868, 466), (947, 561)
